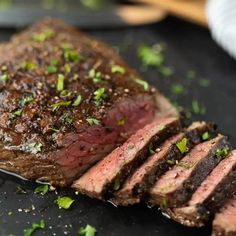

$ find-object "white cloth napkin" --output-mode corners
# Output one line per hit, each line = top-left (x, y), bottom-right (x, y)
(207, 0), (236, 59)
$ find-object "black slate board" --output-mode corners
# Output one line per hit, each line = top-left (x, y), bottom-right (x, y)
(1, 17), (236, 236)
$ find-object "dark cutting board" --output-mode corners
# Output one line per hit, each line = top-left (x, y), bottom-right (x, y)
(1, 17), (236, 236)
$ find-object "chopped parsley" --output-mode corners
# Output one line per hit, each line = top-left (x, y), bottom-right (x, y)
(202, 132), (210, 141)
(117, 117), (127, 126)
(25, 142), (43, 154)
(64, 50), (80, 62)
(186, 70), (196, 80)
(34, 185), (49, 195)
(13, 109), (23, 117)
(170, 83), (184, 95)
(47, 59), (59, 74)
(73, 95), (82, 107)
(47, 65), (57, 74)
(148, 143), (155, 155)
(191, 100), (206, 115)
(32, 28), (55, 42)
(51, 101), (71, 111)
(94, 87), (106, 105)
(78, 224), (97, 236)
(135, 78), (149, 91)
(158, 66), (173, 77)
(21, 61), (37, 71)
(176, 138), (188, 154)
(64, 63), (71, 74)
(60, 42), (73, 50)
(215, 146), (230, 159)
(55, 196), (75, 209)
(176, 161), (194, 169)
(20, 96), (34, 106)
(0, 73), (8, 82)
(137, 44), (164, 67)
(88, 68), (102, 83)
(199, 79), (210, 87)
(166, 159), (175, 165)
(86, 118), (100, 126)
(57, 74), (65, 92)
(111, 65), (125, 74)
(113, 178), (120, 191)
(60, 90), (71, 97)
(24, 219), (45, 236)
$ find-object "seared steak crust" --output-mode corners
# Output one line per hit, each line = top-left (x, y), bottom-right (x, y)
(113, 122), (216, 206)
(149, 135), (230, 208)
(72, 117), (181, 200)
(0, 19), (177, 186)
(167, 150), (236, 227)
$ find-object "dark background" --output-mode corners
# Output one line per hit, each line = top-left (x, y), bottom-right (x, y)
(1, 16), (236, 236)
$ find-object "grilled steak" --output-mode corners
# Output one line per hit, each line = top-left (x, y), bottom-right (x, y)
(72, 117), (181, 200)
(212, 195), (236, 236)
(0, 19), (177, 186)
(167, 150), (236, 227)
(113, 122), (216, 206)
(149, 134), (230, 207)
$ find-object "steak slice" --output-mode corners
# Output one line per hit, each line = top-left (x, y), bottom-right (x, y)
(167, 150), (236, 227)
(212, 195), (236, 236)
(0, 19), (177, 186)
(72, 117), (181, 200)
(113, 121), (216, 206)
(149, 134), (230, 208)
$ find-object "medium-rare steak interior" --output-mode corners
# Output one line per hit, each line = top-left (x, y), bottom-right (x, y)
(167, 150), (236, 227)
(113, 121), (216, 206)
(149, 134), (230, 208)
(0, 19), (177, 186)
(72, 117), (181, 199)
(213, 194), (236, 236)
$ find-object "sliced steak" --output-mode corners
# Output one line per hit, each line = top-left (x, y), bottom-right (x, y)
(0, 19), (177, 186)
(149, 134), (230, 208)
(167, 150), (236, 227)
(72, 117), (181, 200)
(212, 195), (236, 236)
(113, 121), (216, 206)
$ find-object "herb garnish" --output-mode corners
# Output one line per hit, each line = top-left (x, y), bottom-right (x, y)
(24, 219), (45, 236)
(148, 143), (155, 155)
(64, 50), (80, 62)
(47, 59), (59, 74)
(64, 63), (71, 74)
(89, 68), (102, 83)
(78, 224), (97, 236)
(21, 61), (37, 71)
(73, 95), (82, 107)
(25, 142), (43, 154)
(191, 100), (206, 115)
(86, 118), (100, 126)
(0, 73), (8, 82)
(13, 109), (23, 117)
(199, 79), (210, 87)
(138, 44), (164, 67)
(135, 79), (149, 91)
(170, 83), (184, 95)
(57, 74), (65, 92)
(60, 90), (71, 97)
(215, 146), (230, 159)
(186, 70), (196, 80)
(94, 87), (106, 105)
(158, 66), (173, 77)
(202, 132), (210, 141)
(51, 101), (71, 111)
(111, 65), (125, 74)
(117, 117), (127, 126)
(176, 161), (193, 169)
(32, 28), (54, 42)
(113, 178), (120, 191)
(176, 138), (188, 154)
(55, 196), (75, 209)
(34, 185), (49, 195)
(20, 96), (34, 106)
